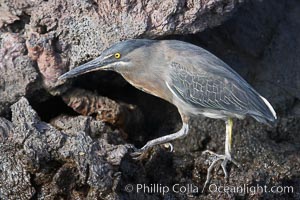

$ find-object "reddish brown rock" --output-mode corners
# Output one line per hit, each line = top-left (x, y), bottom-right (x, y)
(62, 89), (143, 130)
(26, 32), (68, 93)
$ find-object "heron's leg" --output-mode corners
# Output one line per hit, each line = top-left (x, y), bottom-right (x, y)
(202, 118), (240, 192)
(131, 122), (189, 159)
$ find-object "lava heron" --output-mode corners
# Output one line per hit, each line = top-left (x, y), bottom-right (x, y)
(59, 39), (277, 189)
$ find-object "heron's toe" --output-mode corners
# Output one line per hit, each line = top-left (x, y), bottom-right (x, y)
(230, 158), (241, 168)
(202, 149), (222, 157)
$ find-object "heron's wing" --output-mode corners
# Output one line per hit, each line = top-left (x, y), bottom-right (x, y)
(164, 40), (276, 124)
(167, 61), (250, 115)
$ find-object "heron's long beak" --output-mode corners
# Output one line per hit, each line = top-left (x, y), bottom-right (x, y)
(58, 56), (112, 80)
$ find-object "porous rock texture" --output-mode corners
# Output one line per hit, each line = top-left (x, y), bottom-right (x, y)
(0, 0), (300, 199)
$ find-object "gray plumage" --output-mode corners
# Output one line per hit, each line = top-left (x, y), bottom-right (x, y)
(164, 40), (276, 125)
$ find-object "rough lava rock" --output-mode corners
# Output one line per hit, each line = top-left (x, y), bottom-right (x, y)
(0, 97), (132, 199)
(0, 32), (39, 115)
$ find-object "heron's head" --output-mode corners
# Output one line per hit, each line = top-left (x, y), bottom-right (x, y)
(59, 39), (155, 80)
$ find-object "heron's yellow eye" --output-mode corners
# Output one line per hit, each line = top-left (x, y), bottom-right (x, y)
(114, 53), (121, 59)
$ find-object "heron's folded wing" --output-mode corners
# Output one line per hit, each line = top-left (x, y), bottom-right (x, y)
(167, 62), (250, 114)
(165, 41), (276, 124)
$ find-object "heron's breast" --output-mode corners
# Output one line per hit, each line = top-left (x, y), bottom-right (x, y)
(121, 72), (173, 103)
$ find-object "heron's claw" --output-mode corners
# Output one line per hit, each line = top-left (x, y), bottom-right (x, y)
(162, 143), (174, 152)
(201, 150), (240, 193)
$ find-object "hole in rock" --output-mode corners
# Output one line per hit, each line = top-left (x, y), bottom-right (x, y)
(30, 95), (77, 122)
(72, 70), (182, 147)
(4, 12), (30, 33)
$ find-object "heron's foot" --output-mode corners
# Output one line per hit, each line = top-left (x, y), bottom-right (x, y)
(130, 143), (174, 160)
(202, 150), (240, 192)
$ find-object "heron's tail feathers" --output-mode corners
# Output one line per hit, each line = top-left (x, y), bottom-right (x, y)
(259, 95), (277, 119)
(248, 94), (277, 126)
(251, 114), (276, 126)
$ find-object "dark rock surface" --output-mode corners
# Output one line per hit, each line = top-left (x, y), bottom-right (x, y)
(0, 32), (39, 116)
(0, 0), (299, 199)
